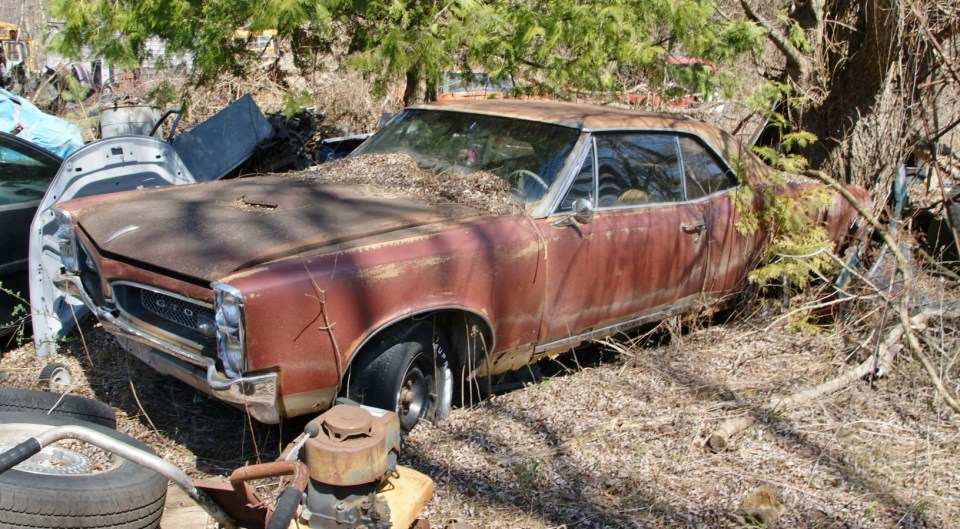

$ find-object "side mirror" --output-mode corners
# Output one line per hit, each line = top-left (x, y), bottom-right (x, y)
(571, 198), (595, 224)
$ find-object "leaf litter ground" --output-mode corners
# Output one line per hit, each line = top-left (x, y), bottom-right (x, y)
(1, 310), (957, 528)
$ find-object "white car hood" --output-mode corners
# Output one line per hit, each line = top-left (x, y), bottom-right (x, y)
(30, 95), (272, 356)
(29, 135), (198, 356)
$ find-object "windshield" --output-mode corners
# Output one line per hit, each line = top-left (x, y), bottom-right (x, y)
(355, 109), (580, 203)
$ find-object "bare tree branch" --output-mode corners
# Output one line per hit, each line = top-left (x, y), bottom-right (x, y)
(739, 0), (812, 83)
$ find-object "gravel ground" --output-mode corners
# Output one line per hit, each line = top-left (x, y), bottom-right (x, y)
(1, 312), (958, 528)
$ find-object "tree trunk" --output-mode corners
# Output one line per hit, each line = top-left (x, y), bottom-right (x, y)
(402, 67), (422, 106)
(745, 1), (958, 192)
(803, 1), (903, 185)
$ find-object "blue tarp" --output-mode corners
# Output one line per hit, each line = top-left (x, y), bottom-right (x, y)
(0, 88), (84, 157)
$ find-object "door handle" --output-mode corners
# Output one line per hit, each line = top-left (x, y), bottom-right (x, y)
(680, 222), (706, 234)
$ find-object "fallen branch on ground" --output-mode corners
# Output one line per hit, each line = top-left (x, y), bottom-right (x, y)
(708, 168), (960, 451)
(706, 308), (951, 451)
(807, 170), (960, 414)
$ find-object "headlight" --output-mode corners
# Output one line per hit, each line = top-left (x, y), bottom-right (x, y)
(219, 294), (241, 329)
(212, 282), (245, 378)
(52, 208), (78, 274)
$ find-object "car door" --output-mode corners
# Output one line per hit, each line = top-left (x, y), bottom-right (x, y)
(0, 132), (61, 334)
(535, 131), (709, 346)
(678, 134), (763, 299)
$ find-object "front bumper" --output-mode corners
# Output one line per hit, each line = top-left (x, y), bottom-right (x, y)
(55, 274), (281, 424)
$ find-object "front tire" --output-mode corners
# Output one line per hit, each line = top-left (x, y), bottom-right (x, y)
(0, 412), (167, 529)
(349, 325), (452, 431)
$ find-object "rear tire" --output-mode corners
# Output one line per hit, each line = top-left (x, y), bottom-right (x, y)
(0, 412), (167, 529)
(349, 325), (452, 431)
(0, 388), (117, 429)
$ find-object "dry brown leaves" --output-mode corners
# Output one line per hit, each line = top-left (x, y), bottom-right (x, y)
(300, 153), (523, 216)
(0, 327), (285, 477)
(2, 305), (958, 528)
(406, 321), (959, 528)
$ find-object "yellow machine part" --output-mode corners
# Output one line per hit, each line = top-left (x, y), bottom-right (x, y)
(292, 465), (435, 529)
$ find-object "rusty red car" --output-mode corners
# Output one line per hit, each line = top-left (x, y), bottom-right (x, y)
(46, 100), (866, 429)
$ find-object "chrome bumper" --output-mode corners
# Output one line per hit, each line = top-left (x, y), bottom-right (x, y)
(54, 274), (281, 424)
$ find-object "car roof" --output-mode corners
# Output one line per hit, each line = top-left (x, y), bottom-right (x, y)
(411, 99), (771, 182)
(414, 99), (702, 131)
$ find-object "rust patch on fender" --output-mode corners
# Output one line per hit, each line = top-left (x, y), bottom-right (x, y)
(357, 255), (452, 281)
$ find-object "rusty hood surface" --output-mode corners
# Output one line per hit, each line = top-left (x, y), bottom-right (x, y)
(73, 176), (480, 282)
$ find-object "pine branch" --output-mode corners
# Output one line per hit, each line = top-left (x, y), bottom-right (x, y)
(739, 0), (812, 83)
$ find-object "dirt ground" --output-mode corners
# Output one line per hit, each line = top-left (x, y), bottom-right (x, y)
(2, 301), (958, 528)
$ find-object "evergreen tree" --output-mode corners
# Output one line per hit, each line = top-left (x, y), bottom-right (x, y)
(50, 0), (760, 104)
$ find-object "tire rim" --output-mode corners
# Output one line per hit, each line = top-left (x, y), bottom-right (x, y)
(0, 422), (117, 475)
(397, 355), (434, 431)
(0, 443), (92, 475)
(46, 367), (74, 392)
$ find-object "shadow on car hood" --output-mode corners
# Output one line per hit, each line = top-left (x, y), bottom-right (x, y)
(74, 176), (479, 282)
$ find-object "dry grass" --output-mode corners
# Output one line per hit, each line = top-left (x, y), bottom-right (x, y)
(406, 318), (959, 528)
(2, 285), (958, 528)
(102, 67), (395, 135)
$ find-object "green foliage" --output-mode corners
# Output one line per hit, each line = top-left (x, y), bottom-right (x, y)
(787, 310), (822, 334)
(753, 145), (809, 173)
(59, 76), (88, 103)
(731, 158), (760, 236)
(785, 20), (809, 52)
(281, 90), (313, 117)
(734, 183), (759, 235)
(0, 281), (30, 346)
(748, 78), (818, 173)
(732, 133), (838, 293)
(781, 130), (817, 152)
(747, 184), (836, 289)
(49, 0), (764, 102)
(147, 80), (179, 110)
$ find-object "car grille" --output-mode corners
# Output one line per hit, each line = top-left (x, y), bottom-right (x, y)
(112, 281), (214, 337)
(140, 289), (212, 331)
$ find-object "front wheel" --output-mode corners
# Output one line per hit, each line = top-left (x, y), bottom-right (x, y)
(348, 325), (453, 431)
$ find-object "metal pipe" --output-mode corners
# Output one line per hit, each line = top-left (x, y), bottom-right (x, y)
(29, 425), (237, 529)
(229, 459), (308, 510)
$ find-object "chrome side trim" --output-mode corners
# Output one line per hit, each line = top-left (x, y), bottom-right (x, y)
(533, 298), (695, 355)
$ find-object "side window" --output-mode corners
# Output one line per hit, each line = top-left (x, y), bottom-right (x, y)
(559, 143), (594, 211)
(0, 142), (59, 205)
(679, 136), (738, 200)
(595, 133), (683, 208)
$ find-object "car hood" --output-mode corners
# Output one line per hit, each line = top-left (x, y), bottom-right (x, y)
(73, 176), (479, 282)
